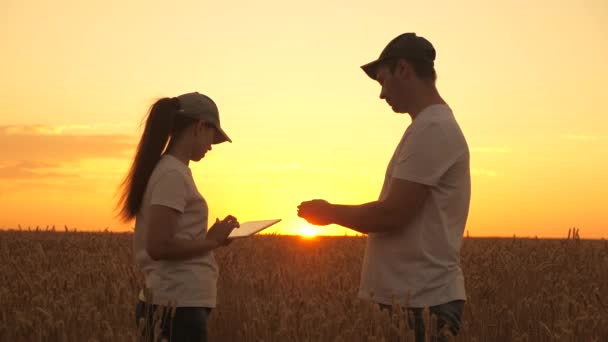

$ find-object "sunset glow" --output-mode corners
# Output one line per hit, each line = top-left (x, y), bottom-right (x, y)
(1, 0), (607, 238)
(298, 224), (318, 239)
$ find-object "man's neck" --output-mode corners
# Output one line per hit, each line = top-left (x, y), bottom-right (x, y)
(408, 86), (446, 120)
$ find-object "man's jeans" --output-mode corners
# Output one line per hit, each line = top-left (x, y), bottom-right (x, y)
(380, 300), (465, 342)
(135, 300), (211, 342)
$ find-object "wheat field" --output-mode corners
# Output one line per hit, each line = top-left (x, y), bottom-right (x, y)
(0, 229), (606, 341)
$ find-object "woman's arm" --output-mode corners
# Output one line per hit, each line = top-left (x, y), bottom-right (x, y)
(145, 205), (236, 261)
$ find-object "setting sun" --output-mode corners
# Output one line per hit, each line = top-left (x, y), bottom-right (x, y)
(298, 224), (318, 238)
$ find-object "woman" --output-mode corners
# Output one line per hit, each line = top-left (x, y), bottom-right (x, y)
(117, 92), (240, 342)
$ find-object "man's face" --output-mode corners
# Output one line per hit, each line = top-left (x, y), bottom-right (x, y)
(375, 61), (409, 113)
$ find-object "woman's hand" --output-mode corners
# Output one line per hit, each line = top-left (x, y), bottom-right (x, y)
(206, 215), (240, 247)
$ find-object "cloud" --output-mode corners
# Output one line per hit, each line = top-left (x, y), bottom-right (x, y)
(564, 134), (608, 141)
(0, 125), (135, 162)
(470, 146), (512, 153)
(1, 123), (136, 135)
(0, 124), (136, 185)
(0, 161), (76, 179)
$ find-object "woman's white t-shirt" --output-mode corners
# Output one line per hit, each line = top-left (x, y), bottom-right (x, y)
(133, 154), (218, 307)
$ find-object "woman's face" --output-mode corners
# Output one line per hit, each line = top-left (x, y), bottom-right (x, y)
(190, 121), (216, 161)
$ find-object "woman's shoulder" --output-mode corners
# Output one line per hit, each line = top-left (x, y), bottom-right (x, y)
(150, 156), (190, 184)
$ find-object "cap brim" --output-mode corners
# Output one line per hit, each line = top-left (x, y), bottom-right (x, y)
(212, 125), (232, 144)
(361, 59), (382, 80)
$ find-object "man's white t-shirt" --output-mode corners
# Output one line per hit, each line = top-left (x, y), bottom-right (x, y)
(358, 104), (470, 308)
(133, 154), (219, 307)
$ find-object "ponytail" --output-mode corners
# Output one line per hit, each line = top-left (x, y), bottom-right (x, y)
(117, 97), (185, 221)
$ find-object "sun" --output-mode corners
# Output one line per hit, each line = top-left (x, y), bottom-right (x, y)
(298, 224), (318, 238)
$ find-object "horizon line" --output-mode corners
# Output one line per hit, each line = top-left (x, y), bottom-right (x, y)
(1, 227), (605, 241)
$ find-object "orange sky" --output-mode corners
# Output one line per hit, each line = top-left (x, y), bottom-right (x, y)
(1, 0), (607, 238)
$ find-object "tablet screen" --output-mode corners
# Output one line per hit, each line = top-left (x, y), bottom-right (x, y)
(227, 219), (281, 239)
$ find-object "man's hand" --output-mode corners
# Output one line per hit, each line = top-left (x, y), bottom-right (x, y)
(297, 199), (333, 226)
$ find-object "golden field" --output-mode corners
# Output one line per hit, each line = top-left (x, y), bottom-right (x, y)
(0, 230), (606, 341)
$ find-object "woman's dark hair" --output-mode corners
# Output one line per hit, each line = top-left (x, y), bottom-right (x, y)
(116, 97), (197, 221)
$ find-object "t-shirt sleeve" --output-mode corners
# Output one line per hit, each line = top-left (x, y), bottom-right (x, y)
(392, 122), (465, 186)
(149, 170), (187, 213)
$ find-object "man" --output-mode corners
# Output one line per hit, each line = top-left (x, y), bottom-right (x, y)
(297, 33), (470, 341)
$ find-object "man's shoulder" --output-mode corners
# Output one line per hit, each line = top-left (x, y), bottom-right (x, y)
(400, 105), (468, 158)
(415, 105), (464, 135)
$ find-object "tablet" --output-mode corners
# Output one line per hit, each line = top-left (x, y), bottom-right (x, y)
(227, 219), (282, 239)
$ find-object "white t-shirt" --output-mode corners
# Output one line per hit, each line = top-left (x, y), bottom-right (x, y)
(358, 104), (470, 307)
(133, 154), (219, 307)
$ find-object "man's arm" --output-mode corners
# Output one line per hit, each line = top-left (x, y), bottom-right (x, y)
(298, 178), (429, 233)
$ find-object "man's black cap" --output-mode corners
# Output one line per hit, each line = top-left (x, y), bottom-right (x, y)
(361, 33), (436, 80)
